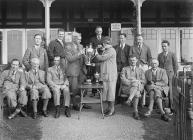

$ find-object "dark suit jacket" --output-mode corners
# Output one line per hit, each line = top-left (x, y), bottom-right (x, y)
(47, 39), (66, 66)
(158, 52), (178, 79)
(114, 44), (131, 72)
(145, 68), (169, 96)
(90, 36), (105, 49)
(130, 44), (152, 66)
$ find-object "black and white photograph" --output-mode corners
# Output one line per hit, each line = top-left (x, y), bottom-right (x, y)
(0, 0), (193, 139)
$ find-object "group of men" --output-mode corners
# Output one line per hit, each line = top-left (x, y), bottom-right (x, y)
(115, 32), (178, 121)
(0, 26), (178, 122)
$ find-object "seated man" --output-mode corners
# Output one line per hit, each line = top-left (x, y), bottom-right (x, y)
(0, 59), (27, 119)
(144, 59), (171, 122)
(26, 58), (51, 119)
(120, 55), (145, 120)
(47, 56), (71, 118)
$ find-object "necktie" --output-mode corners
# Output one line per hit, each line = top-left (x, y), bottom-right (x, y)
(97, 36), (101, 40)
(57, 67), (60, 79)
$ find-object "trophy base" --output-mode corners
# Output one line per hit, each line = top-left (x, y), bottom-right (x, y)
(84, 79), (92, 85)
(86, 63), (95, 66)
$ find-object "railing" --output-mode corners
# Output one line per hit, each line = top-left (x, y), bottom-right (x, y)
(173, 69), (193, 140)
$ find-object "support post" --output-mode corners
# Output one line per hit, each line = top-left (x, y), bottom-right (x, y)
(130, 0), (146, 35)
(39, 0), (55, 47)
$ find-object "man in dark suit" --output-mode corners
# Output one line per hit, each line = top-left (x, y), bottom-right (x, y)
(130, 35), (152, 72)
(90, 26), (105, 50)
(47, 28), (66, 69)
(114, 33), (131, 104)
(158, 40), (178, 112)
(89, 26), (105, 74)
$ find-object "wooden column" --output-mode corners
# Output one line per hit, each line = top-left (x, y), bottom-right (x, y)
(39, 0), (55, 47)
(130, 0), (146, 35)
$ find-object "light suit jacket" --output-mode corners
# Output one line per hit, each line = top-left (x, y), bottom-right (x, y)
(47, 66), (68, 89)
(96, 46), (117, 82)
(0, 69), (25, 90)
(65, 43), (86, 77)
(22, 46), (49, 71)
(25, 69), (46, 86)
(145, 68), (169, 96)
(120, 66), (146, 88)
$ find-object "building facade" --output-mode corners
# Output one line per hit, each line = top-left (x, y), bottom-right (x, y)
(0, 0), (193, 64)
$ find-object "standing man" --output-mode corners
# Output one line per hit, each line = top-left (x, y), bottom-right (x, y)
(48, 28), (66, 69)
(158, 40), (178, 112)
(23, 34), (49, 71)
(65, 32), (88, 110)
(26, 58), (51, 119)
(0, 59), (27, 119)
(114, 33), (131, 72)
(114, 33), (131, 103)
(95, 36), (117, 117)
(144, 59), (171, 122)
(90, 26), (105, 50)
(47, 56), (71, 118)
(130, 35), (152, 72)
(120, 55), (145, 120)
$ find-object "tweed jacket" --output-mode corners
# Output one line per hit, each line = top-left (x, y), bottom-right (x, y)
(22, 46), (49, 71)
(0, 69), (25, 89)
(65, 43), (86, 77)
(25, 69), (46, 86)
(96, 46), (117, 82)
(114, 44), (131, 72)
(158, 51), (178, 79)
(130, 44), (152, 66)
(120, 66), (146, 86)
(145, 68), (169, 96)
(47, 65), (68, 89)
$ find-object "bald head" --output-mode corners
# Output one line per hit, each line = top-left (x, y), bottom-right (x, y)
(31, 58), (40, 70)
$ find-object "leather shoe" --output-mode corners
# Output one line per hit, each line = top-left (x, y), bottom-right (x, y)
(133, 112), (140, 120)
(144, 111), (152, 118)
(32, 112), (37, 119)
(55, 107), (60, 118)
(83, 104), (92, 109)
(42, 110), (48, 117)
(73, 105), (80, 111)
(104, 109), (110, 114)
(104, 111), (115, 117)
(161, 114), (171, 122)
(124, 99), (132, 106)
(8, 109), (20, 119)
(20, 110), (27, 117)
(65, 107), (71, 118)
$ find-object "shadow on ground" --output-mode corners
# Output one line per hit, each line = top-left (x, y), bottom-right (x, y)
(2, 109), (42, 140)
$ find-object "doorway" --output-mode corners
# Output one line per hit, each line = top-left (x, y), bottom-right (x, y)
(75, 25), (109, 47)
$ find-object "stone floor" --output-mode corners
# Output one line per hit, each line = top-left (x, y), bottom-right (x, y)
(1, 102), (174, 140)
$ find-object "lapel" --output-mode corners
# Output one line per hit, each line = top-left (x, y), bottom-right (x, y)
(156, 68), (161, 80)
(148, 69), (153, 81)
(29, 70), (35, 84)
(56, 39), (64, 47)
(135, 67), (140, 79)
(54, 66), (60, 78)
(15, 71), (20, 82)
